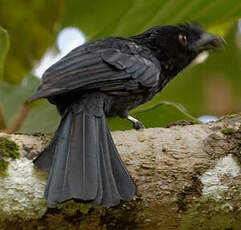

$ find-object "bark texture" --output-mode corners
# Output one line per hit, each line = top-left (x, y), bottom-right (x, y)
(0, 114), (240, 230)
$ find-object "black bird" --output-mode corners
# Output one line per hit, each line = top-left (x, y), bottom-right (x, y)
(30, 23), (224, 208)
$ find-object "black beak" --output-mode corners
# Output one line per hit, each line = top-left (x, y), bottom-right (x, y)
(190, 33), (226, 52)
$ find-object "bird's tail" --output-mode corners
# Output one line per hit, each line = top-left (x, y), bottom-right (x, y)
(34, 94), (136, 208)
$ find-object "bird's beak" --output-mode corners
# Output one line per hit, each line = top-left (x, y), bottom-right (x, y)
(190, 33), (226, 52)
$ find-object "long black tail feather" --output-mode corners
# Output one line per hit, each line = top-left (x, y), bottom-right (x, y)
(34, 97), (136, 207)
(33, 119), (64, 171)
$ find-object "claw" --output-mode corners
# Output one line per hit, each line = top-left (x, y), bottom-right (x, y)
(127, 115), (145, 130)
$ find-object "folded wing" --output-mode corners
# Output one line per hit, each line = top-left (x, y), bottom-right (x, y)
(30, 38), (160, 101)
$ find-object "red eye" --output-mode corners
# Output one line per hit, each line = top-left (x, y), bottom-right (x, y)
(179, 34), (187, 46)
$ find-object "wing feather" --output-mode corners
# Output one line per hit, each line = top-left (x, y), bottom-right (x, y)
(30, 38), (160, 101)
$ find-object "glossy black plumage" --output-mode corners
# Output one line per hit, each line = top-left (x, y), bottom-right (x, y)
(31, 23), (223, 208)
(30, 37), (160, 101)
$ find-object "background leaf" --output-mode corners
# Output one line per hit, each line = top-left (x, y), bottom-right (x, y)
(62, 0), (241, 39)
(108, 102), (198, 131)
(20, 101), (60, 133)
(0, 0), (64, 84)
(0, 75), (39, 125)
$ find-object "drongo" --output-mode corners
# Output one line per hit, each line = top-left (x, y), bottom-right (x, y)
(30, 23), (224, 208)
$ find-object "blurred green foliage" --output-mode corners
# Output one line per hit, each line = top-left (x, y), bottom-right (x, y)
(0, 0), (241, 133)
(0, 27), (9, 81)
(0, 0), (64, 83)
(0, 75), (39, 123)
(62, 0), (241, 39)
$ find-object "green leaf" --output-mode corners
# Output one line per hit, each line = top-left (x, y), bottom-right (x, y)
(62, 0), (241, 40)
(0, 0), (64, 84)
(108, 101), (198, 131)
(20, 100), (59, 134)
(0, 75), (40, 125)
(0, 27), (9, 81)
(0, 74), (59, 133)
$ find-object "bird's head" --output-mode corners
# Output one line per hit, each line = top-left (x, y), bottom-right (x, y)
(133, 23), (225, 71)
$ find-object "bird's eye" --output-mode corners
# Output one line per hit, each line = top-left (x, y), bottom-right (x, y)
(179, 34), (187, 46)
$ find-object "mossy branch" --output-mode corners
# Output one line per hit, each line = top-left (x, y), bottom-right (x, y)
(0, 114), (240, 230)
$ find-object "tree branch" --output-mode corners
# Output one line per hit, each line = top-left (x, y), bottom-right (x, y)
(0, 104), (7, 130)
(0, 114), (240, 230)
(3, 103), (31, 134)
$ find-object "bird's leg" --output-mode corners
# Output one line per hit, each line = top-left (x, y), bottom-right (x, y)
(127, 115), (145, 130)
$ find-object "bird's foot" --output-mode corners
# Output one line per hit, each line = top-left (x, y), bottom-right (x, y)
(127, 115), (145, 130)
(133, 120), (145, 130)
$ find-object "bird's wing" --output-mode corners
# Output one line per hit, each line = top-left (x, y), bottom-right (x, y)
(30, 38), (160, 101)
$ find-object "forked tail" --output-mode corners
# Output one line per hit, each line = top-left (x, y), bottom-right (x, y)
(34, 94), (136, 207)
